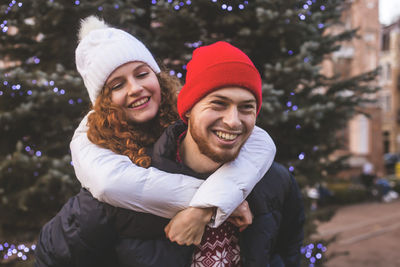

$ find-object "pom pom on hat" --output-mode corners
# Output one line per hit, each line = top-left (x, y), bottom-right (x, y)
(75, 16), (160, 104)
(177, 41), (262, 123)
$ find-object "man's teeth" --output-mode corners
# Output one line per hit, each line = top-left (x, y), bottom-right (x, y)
(215, 131), (238, 141)
(130, 98), (149, 108)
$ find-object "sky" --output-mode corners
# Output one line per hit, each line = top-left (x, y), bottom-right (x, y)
(379, 0), (400, 25)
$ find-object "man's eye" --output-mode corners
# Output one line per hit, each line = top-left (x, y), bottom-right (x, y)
(240, 104), (256, 111)
(211, 101), (226, 106)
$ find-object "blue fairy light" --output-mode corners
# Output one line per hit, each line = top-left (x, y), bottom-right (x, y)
(289, 166), (294, 172)
(239, 4), (244, 9)
(24, 247), (29, 253)
(53, 87), (58, 92)
(77, 98), (82, 103)
(31, 245), (36, 250)
(186, 0), (191, 4)
(0, 91), (3, 96)
(0, 245), (3, 251)
(212, 0), (217, 2)
(308, 243), (314, 249)
(174, 5), (180, 10)
(74, 0), (80, 6)
(34, 57), (40, 64)
(32, 80), (37, 84)
(221, 4), (227, 9)
(318, 23), (324, 29)
(320, 5), (325, 10)
(130, 8), (135, 13)
(34, 171), (39, 176)
(316, 253), (322, 259)
(4, 243), (9, 247)
(36, 151), (42, 157)
(3, 81), (8, 85)
(292, 105), (298, 111)
(288, 50), (293, 55)
(298, 152), (305, 160)
(182, 65), (187, 70)
(307, 0), (312, 5)
(179, 2), (184, 6)
(49, 80), (54, 86)
(60, 89), (65, 94)
(114, 4), (119, 9)
(286, 101), (292, 107)
(151, 0), (157, 4)
(169, 70), (175, 75)
(98, 6), (103, 11)
(313, 146), (318, 151)
(305, 252), (311, 258)
(227, 6), (233, 11)
(299, 14), (306, 20)
(296, 124), (301, 130)
(27, 90), (32, 95)
(290, 92), (295, 96)
(168, 0), (173, 3)
(177, 72), (182, 78)
(68, 99), (74, 105)
(317, 243), (323, 249)
(310, 257), (316, 263)
(70, 161), (74, 166)
(22, 255), (27, 260)
(303, 4), (309, 9)
(25, 146), (31, 152)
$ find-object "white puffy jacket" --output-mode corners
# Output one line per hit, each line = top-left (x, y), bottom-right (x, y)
(70, 114), (276, 227)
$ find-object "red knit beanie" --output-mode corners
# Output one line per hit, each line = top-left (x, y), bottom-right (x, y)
(177, 41), (262, 123)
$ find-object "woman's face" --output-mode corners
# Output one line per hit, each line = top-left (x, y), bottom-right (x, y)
(105, 62), (162, 123)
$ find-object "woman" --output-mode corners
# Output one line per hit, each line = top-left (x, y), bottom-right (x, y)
(35, 16), (276, 266)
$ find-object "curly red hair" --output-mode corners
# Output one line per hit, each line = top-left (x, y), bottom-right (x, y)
(87, 71), (180, 168)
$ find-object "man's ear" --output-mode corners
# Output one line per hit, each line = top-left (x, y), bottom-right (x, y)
(185, 110), (191, 119)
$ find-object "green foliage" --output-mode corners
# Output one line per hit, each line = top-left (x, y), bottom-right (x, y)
(1, 0), (378, 256)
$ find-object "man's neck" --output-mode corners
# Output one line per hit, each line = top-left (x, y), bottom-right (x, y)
(179, 132), (222, 174)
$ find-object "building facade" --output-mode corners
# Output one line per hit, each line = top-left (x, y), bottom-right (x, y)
(322, 0), (384, 177)
(379, 20), (400, 156)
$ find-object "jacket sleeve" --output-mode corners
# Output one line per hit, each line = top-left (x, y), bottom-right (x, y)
(71, 114), (275, 226)
(34, 189), (117, 267)
(275, 175), (305, 267)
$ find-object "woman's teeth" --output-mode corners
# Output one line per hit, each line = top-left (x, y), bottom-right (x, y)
(215, 131), (238, 141)
(130, 97), (149, 108)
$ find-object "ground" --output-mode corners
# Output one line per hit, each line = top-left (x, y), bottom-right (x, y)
(315, 199), (400, 267)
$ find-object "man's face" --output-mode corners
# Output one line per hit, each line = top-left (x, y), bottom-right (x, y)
(186, 87), (257, 163)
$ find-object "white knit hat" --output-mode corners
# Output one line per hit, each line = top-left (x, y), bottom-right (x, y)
(75, 16), (161, 104)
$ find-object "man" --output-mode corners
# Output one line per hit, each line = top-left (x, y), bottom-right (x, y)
(36, 42), (304, 267)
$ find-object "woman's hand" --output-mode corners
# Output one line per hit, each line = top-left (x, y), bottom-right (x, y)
(227, 200), (253, 232)
(164, 207), (214, 246)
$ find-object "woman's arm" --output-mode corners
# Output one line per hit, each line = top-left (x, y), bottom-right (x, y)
(71, 114), (275, 226)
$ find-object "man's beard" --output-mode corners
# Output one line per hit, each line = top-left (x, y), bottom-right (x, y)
(189, 121), (243, 164)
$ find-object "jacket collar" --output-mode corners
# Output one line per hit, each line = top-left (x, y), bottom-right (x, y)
(147, 120), (210, 180)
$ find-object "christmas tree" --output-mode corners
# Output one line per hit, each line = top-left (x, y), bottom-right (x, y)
(0, 0), (378, 265)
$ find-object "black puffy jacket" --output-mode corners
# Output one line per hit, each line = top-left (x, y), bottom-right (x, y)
(35, 121), (305, 267)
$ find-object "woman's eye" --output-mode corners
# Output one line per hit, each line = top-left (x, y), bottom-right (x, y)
(111, 82), (123, 90)
(136, 72), (149, 78)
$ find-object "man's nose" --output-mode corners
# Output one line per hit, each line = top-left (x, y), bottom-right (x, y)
(222, 107), (242, 129)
